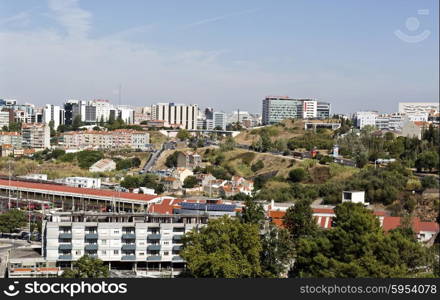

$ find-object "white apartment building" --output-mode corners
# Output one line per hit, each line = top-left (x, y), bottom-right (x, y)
(62, 129), (150, 150)
(213, 112), (227, 130)
(55, 177), (101, 189)
(151, 103), (199, 130)
(354, 111), (378, 129)
(43, 104), (65, 130)
(0, 111), (10, 128)
(0, 131), (22, 148)
(42, 212), (208, 277)
(21, 123), (50, 149)
(398, 102), (439, 115)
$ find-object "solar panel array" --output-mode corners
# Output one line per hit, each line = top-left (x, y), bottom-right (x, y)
(180, 202), (236, 212)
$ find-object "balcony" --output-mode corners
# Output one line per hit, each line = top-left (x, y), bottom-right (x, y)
(85, 233), (98, 239)
(84, 244), (98, 251)
(121, 255), (136, 261)
(58, 255), (73, 260)
(121, 244), (136, 251)
(122, 233), (136, 239)
(172, 256), (184, 262)
(172, 235), (183, 242)
(147, 234), (161, 240)
(172, 245), (182, 251)
(58, 233), (72, 239)
(147, 255), (162, 261)
(58, 244), (72, 250)
(147, 245), (161, 251)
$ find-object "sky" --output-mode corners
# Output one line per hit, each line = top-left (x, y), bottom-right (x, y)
(0, 0), (438, 114)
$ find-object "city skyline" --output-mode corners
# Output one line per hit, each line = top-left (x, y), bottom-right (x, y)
(0, 0), (438, 114)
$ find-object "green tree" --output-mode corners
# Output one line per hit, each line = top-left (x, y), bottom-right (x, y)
(176, 129), (191, 141)
(239, 198), (265, 226)
(120, 175), (142, 189)
(165, 151), (180, 168)
(76, 150), (104, 169)
(180, 216), (262, 278)
(288, 168), (307, 183)
(283, 199), (318, 240)
(260, 225), (295, 277)
(291, 202), (430, 278)
(61, 255), (109, 278)
(0, 209), (27, 233)
(421, 176), (439, 189)
(415, 151), (439, 172)
(183, 176), (198, 188)
(72, 115), (82, 130)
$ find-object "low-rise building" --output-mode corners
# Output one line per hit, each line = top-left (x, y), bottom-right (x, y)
(172, 168), (194, 184)
(89, 159), (116, 173)
(55, 177), (101, 189)
(176, 151), (201, 169)
(63, 129), (150, 150)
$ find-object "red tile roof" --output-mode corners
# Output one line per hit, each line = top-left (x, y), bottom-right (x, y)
(0, 179), (158, 202)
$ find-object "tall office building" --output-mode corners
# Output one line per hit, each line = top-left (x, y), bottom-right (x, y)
(43, 104), (65, 130)
(213, 112), (227, 130)
(151, 103), (199, 130)
(301, 100), (318, 119)
(262, 96), (300, 125)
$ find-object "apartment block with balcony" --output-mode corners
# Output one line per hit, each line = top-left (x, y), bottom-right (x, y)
(42, 212), (208, 277)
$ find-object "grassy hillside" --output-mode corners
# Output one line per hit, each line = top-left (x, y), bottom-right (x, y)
(234, 119), (305, 146)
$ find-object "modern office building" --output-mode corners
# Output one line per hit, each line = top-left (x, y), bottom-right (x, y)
(43, 104), (65, 130)
(398, 102), (439, 115)
(375, 113), (405, 131)
(213, 112), (227, 130)
(262, 96), (300, 125)
(21, 123), (50, 149)
(317, 101), (331, 119)
(354, 111), (379, 129)
(151, 103), (199, 130)
(301, 100), (318, 119)
(42, 211), (209, 277)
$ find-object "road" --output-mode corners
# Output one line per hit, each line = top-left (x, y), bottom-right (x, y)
(0, 238), (30, 278)
(140, 142), (171, 173)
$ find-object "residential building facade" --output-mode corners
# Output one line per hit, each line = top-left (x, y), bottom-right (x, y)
(151, 103), (199, 130)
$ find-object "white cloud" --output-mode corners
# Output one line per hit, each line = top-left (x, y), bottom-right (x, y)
(47, 0), (91, 38)
(0, 11), (31, 27)
(182, 8), (260, 29)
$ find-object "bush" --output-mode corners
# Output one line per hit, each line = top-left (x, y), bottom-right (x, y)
(165, 151), (180, 168)
(251, 160), (265, 172)
(288, 168), (307, 183)
(183, 176), (198, 188)
(421, 176), (439, 189)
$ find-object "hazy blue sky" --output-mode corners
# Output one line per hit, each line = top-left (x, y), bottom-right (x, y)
(0, 0), (438, 114)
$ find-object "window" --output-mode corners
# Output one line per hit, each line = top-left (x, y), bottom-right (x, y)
(164, 251), (169, 256)
(75, 250), (81, 255)
(163, 241), (169, 245)
(114, 250), (119, 255)
(101, 250), (106, 255)
(101, 239), (107, 244)
(139, 252), (145, 256)
(114, 230), (119, 234)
